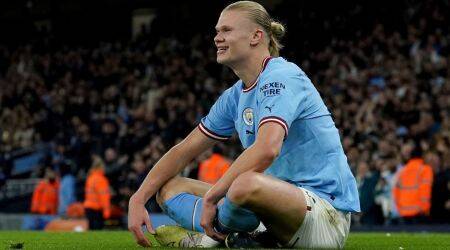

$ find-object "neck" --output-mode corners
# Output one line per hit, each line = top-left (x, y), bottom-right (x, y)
(231, 51), (271, 88)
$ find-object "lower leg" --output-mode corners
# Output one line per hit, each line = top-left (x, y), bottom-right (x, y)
(216, 197), (260, 233)
(156, 177), (211, 206)
(155, 176), (261, 234)
(156, 177), (211, 232)
(225, 172), (307, 244)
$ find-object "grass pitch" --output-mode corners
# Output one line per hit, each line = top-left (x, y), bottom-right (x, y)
(0, 231), (449, 249)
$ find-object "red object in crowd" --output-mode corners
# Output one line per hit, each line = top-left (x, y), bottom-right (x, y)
(83, 169), (111, 219)
(393, 158), (434, 217)
(31, 179), (59, 215)
(198, 153), (230, 184)
(66, 202), (85, 218)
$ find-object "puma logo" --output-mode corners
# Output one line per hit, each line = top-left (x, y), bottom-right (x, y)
(265, 104), (274, 113)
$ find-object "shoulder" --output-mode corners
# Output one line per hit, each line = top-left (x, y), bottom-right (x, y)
(423, 164), (433, 174)
(96, 174), (108, 181)
(222, 81), (242, 99)
(214, 82), (241, 110)
(36, 181), (46, 189)
(258, 57), (310, 96)
(92, 175), (109, 186)
(265, 57), (305, 79)
(101, 175), (110, 184)
(260, 57), (310, 90)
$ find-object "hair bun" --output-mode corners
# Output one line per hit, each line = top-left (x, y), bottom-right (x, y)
(270, 21), (286, 40)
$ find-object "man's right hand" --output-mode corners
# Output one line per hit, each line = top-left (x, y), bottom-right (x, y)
(128, 194), (155, 247)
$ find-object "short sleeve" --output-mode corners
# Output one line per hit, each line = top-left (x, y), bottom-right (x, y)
(256, 72), (306, 137)
(199, 88), (236, 141)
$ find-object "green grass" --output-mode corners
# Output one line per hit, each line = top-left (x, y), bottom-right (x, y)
(0, 231), (449, 249)
(345, 233), (450, 249)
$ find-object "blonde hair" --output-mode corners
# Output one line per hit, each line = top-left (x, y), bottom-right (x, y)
(90, 155), (105, 170)
(224, 1), (286, 57)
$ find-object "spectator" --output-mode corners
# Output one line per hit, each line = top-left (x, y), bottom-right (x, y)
(374, 158), (397, 224)
(58, 161), (76, 216)
(428, 151), (450, 223)
(393, 147), (434, 223)
(356, 161), (382, 225)
(83, 155), (111, 230)
(31, 168), (59, 215)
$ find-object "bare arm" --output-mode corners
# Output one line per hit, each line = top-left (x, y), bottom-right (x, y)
(128, 126), (217, 246)
(200, 122), (285, 240)
(204, 122), (285, 203)
(131, 126), (218, 204)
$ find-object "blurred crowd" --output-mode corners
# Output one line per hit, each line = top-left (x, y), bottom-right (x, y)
(1, 0), (449, 225)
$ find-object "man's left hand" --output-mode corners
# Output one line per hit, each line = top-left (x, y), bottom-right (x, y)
(200, 198), (227, 241)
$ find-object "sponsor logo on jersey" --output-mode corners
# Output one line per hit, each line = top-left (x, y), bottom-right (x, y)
(259, 82), (285, 97)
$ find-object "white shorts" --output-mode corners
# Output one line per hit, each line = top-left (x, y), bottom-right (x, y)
(287, 188), (351, 249)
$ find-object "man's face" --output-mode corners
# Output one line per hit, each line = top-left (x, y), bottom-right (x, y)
(214, 10), (255, 66)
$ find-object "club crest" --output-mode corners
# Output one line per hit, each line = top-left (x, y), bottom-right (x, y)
(242, 108), (254, 126)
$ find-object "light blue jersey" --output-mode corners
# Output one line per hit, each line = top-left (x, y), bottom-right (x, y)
(198, 57), (360, 212)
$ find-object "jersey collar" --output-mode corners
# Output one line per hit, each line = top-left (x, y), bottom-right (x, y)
(242, 56), (272, 93)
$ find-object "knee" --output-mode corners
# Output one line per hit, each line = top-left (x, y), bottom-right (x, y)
(227, 172), (263, 206)
(156, 177), (184, 207)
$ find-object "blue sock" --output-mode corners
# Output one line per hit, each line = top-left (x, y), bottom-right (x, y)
(162, 193), (260, 234)
(161, 192), (204, 232)
(216, 197), (260, 233)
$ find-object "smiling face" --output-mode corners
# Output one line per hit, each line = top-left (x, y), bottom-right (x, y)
(214, 10), (259, 66)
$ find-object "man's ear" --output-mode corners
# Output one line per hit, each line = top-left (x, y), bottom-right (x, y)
(250, 29), (264, 46)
